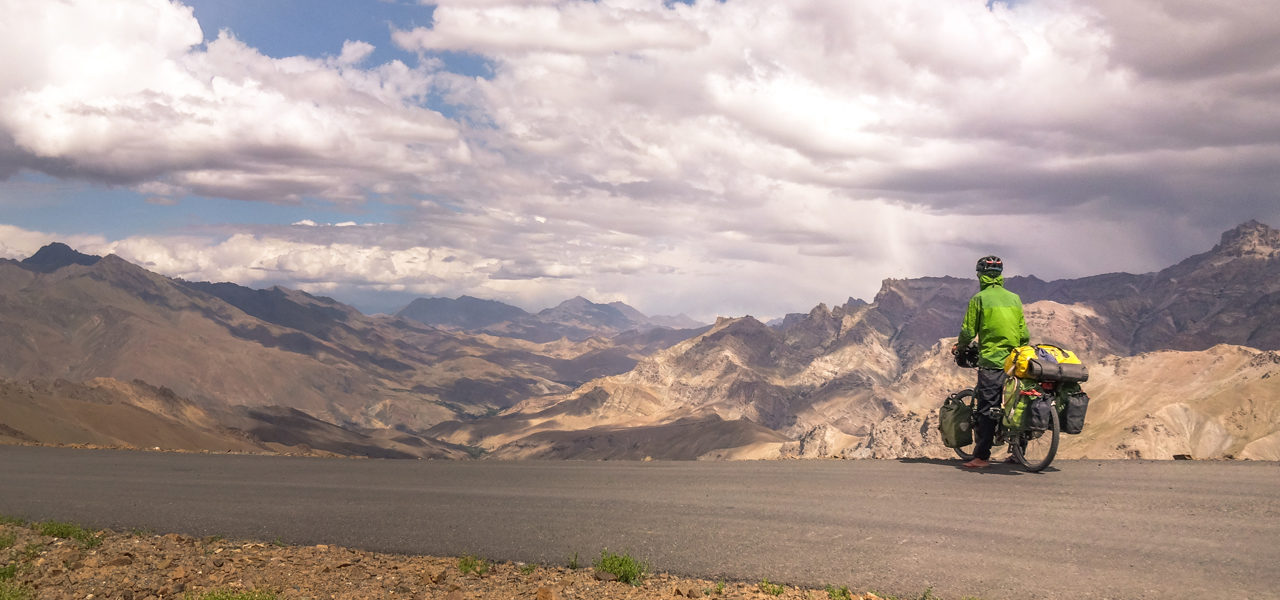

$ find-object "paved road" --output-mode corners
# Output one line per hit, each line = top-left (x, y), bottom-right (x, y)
(0, 446), (1276, 599)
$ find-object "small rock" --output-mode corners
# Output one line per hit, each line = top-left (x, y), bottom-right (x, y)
(674, 584), (702, 597)
(172, 565), (187, 579)
(421, 567), (447, 584)
(106, 555), (134, 567)
(444, 591), (466, 600)
(595, 571), (618, 582)
(536, 587), (558, 600)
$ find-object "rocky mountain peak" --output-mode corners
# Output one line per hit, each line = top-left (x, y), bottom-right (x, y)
(20, 242), (101, 273)
(556, 296), (593, 309)
(1213, 220), (1279, 260)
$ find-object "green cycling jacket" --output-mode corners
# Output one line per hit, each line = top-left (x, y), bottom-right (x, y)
(957, 273), (1030, 369)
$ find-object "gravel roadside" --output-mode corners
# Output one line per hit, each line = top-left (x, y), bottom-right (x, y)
(0, 522), (910, 600)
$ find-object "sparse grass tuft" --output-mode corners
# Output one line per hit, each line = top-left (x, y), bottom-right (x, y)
(567, 552), (580, 570)
(34, 521), (100, 548)
(519, 563), (537, 575)
(592, 549), (648, 586)
(457, 554), (489, 576)
(715, 580), (726, 594)
(826, 584), (854, 599)
(869, 590), (948, 600)
(19, 545), (42, 561)
(758, 578), (784, 596)
(183, 590), (277, 600)
(0, 580), (32, 600)
(0, 533), (15, 551)
(0, 517), (23, 527)
(0, 564), (16, 582)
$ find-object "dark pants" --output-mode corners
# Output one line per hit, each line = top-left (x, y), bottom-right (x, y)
(973, 368), (1007, 460)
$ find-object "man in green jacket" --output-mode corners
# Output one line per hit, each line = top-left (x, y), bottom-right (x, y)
(956, 255), (1029, 468)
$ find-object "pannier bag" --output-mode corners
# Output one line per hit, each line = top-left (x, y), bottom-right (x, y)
(938, 394), (973, 448)
(1002, 379), (1041, 431)
(1060, 383), (1090, 434)
(1005, 344), (1089, 383)
(1027, 394), (1054, 431)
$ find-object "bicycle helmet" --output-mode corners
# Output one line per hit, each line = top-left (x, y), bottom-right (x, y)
(976, 255), (1003, 274)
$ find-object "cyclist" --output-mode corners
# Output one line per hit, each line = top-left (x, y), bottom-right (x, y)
(955, 255), (1029, 468)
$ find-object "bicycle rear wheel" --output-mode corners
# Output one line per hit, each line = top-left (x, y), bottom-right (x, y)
(1011, 407), (1059, 472)
(950, 388), (978, 461)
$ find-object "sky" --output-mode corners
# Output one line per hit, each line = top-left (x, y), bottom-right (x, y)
(1, 0), (1278, 320)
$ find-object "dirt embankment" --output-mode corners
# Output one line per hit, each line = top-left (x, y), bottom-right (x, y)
(0, 522), (905, 600)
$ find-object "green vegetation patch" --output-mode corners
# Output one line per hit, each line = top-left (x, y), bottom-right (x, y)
(826, 584), (854, 599)
(0, 564), (17, 582)
(0, 533), (15, 551)
(34, 521), (100, 547)
(593, 549), (648, 586)
(757, 578), (785, 596)
(457, 554), (489, 577)
(183, 590), (277, 600)
(0, 517), (24, 527)
(0, 580), (32, 600)
(870, 589), (955, 600)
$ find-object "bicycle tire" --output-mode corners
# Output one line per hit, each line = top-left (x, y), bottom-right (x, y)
(1011, 404), (1059, 472)
(950, 388), (978, 461)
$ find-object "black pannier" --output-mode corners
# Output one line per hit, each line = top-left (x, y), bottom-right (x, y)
(1027, 395), (1055, 431)
(1060, 387), (1089, 434)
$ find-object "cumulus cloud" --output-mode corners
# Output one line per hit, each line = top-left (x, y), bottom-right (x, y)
(394, 1), (708, 55)
(0, 0), (464, 203)
(3, 0), (1279, 319)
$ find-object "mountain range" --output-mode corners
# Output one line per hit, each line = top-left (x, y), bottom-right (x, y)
(1, 222), (1278, 460)
(396, 295), (702, 342)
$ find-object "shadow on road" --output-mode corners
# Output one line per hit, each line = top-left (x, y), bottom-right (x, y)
(895, 457), (1061, 475)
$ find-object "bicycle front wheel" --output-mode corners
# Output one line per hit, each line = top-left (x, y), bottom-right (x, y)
(1011, 407), (1059, 472)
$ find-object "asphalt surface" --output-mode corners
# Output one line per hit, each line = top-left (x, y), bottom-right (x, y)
(0, 446), (1276, 599)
